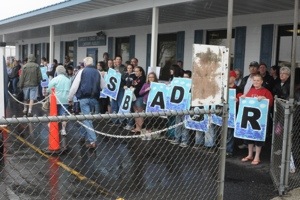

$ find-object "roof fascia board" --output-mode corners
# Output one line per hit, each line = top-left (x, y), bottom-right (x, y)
(0, 0), (193, 35)
(0, 0), (91, 24)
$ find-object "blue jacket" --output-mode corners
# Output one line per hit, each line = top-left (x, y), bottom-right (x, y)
(47, 74), (71, 104)
(68, 66), (106, 101)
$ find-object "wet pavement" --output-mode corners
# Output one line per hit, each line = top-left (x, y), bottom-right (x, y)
(0, 95), (280, 200)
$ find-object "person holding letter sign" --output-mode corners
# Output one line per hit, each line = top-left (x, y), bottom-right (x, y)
(239, 74), (273, 165)
(131, 66), (146, 133)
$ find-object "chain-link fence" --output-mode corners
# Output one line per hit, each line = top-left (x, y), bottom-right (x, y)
(0, 94), (226, 200)
(271, 98), (300, 195)
(288, 102), (300, 190)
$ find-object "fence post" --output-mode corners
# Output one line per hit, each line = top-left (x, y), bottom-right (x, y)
(279, 102), (290, 195)
(284, 99), (295, 190)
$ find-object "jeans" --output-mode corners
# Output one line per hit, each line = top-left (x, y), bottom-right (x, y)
(111, 88), (124, 124)
(227, 128), (234, 153)
(79, 98), (99, 143)
(10, 77), (19, 94)
(174, 115), (189, 144)
(167, 116), (176, 139)
(195, 125), (216, 147)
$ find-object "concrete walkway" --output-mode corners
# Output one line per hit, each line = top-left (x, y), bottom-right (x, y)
(271, 188), (300, 200)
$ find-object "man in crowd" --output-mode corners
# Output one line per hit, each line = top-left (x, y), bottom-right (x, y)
(68, 57), (105, 148)
(259, 62), (274, 93)
(19, 54), (42, 117)
(109, 55), (126, 125)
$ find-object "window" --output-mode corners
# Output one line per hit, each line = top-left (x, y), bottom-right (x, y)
(276, 25), (300, 67)
(157, 33), (177, 80)
(65, 41), (74, 61)
(115, 37), (130, 62)
(206, 29), (235, 66)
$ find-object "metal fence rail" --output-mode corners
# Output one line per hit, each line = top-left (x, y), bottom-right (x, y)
(0, 103), (225, 200)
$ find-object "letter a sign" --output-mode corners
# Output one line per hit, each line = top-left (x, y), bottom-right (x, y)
(234, 97), (269, 141)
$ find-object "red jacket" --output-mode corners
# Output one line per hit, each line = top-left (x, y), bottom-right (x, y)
(245, 87), (274, 107)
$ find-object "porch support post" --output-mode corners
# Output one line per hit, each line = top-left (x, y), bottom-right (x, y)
(150, 7), (159, 70)
(49, 25), (54, 66)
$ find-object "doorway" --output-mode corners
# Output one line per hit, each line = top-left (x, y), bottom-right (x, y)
(86, 48), (98, 66)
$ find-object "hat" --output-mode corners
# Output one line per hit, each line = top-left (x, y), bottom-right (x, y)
(56, 65), (66, 75)
(229, 70), (237, 78)
(28, 54), (36, 62)
(249, 61), (259, 67)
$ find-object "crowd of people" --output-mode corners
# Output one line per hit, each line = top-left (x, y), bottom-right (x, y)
(5, 53), (299, 158)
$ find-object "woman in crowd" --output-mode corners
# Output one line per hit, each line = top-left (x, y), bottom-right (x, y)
(97, 61), (106, 72)
(9, 59), (21, 96)
(270, 65), (281, 87)
(234, 68), (243, 86)
(107, 59), (114, 69)
(123, 64), (136, 89)
(47, 65), (71, 136)
(240, 74), (273, 165)
(167, 64), (183, 140)
(131, 66), (146, 133)
(122, 64), (137, 130)
(97, 61), (110, 114)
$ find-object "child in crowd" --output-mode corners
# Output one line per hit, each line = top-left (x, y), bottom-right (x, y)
(226, 70), (238, 157)
(170, 70), (192, 147)
(139, 72), (159, 138)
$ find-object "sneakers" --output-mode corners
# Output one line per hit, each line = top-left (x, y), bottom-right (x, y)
(226, 152), (233, 157)
(60, 130), (67, 136)
(238, 144), (248, 149)
(170, 140), (180, 145)
(193, 144), (202, 149)
(22, 110), (27, 115)
(179, 143), (188, 148)
(123, 125), (133, 131)
(86, 142), (96, 149)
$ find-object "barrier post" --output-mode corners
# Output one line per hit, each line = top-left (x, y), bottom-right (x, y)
(45, 88), (61, 154)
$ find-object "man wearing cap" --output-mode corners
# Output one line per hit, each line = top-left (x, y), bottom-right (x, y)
(238, 61), (260, 95)
(48, 65), (71, 137)
(19, 54), (42, 116)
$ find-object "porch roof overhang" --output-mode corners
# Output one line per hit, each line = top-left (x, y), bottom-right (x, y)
(0, 0), (296, 45)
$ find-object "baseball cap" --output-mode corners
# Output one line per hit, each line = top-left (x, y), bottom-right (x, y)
(229, 70), (237, 78)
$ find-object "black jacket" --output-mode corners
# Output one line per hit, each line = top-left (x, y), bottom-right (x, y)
(273, 78), (290, 100)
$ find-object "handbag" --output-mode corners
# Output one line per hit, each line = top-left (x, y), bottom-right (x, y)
(42, 100), (50, 110)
